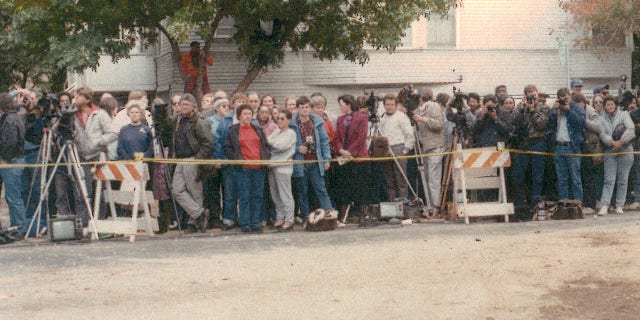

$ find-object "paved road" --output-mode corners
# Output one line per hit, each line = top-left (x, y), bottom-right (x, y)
(1, 214), (639, 319)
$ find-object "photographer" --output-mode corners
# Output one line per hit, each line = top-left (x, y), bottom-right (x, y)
(378, 93), (414, 202)
(472, 94), (511, 148)
(549, 88), (586, 204)
(0, 93), (28, 239)
(511, 84), (550, 217)
(71, 87), (117, 226)
(413, 88), (446, 214)
(291, 96), (334, 223)
(445, 92), (476, 148)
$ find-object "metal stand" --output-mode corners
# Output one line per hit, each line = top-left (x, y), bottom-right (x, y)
(371, 124), (426, 213)
(440, 129), (465, 214)
(149, 124), (183, 232)
(25, 138), (97, 240)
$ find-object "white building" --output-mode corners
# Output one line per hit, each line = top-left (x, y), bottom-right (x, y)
(69, 0), (632, 111)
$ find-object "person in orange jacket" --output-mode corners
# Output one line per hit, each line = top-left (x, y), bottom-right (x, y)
(180, 41), (213, 95)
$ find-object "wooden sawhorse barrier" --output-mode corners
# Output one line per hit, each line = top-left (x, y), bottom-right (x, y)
(89, 161), (157, 242)
(453, 143), (514, 224)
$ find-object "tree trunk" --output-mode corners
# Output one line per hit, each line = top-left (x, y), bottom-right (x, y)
(235, 64), (261, 94)
(156, 22), (186, 88)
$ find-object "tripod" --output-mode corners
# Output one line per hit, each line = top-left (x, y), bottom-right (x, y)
(150, 123), (183, 232)
(439, 127), (468, 214)
(371, 121), (427, 213)
(25, 134), (97, 240)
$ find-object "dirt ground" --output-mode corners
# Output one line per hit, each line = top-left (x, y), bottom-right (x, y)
(1, 211), (639, 319)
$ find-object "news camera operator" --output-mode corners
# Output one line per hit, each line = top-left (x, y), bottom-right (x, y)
(511, 84), (550, 218)
(445, 92), (476, 147)
(378, 93), (414, 203)
(413, 88), (446, 214)
(65, 87), (116, 225)
(471, 94), (512, 148)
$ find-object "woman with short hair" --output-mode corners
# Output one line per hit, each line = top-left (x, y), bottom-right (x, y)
(334, 94), (371, 225)
(267, 110), (297, 230)
(598, 95), (636, 215)
(223, 104), (270, 232)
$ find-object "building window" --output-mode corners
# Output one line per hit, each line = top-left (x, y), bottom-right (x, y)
(215, 17), (236, 39)
(400, 27), (412, 48)
(427, 9), (455, 47)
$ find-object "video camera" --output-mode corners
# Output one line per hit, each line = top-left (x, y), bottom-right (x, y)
(57, 103), (78, 140)
(447, 87), (470, 136)
(36, 93), (59, 121)
(397, 85), (421, 125)
(364, 90), (382, 123)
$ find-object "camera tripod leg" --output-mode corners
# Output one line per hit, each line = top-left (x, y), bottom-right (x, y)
(440, 132), (459, 211)
(25, 131), (55, 239)
(67, 143), (98, 239)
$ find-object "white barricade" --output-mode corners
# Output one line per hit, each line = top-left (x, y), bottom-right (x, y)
(452, 143), (514, 224)
(89, 161), (157, 242)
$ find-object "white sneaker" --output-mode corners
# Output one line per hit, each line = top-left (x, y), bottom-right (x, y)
(615, 207), (624, 214)
(629, 202), (640, 210)
(597, 206), (608, 216)
(583, 207), (595, 215)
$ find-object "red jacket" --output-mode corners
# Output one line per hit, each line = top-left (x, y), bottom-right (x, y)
(334, 111), (369, 159)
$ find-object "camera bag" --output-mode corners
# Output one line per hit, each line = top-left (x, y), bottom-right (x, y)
(305, 209), (338, 232)
(550, 199), (584, 220)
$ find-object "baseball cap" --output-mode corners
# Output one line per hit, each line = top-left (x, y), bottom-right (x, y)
(570, 79), (583, 87)
(593, 84), (610, 94)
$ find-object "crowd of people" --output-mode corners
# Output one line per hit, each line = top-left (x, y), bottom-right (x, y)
(1, 79), (640, 240)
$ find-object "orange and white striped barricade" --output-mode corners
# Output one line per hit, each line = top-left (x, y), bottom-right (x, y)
(452, 142), (514, 224)
(90, 159), (157, 242)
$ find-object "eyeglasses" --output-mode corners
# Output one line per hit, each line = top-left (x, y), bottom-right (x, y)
(594, 100), (603, 104)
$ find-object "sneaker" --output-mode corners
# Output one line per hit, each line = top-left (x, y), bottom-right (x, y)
(294, 216), (303, 224)
(629, 202), (640, 210)
(597, 206), (608, 216)
(615, 207), (624, 214)
(220, 222), (234, 231)
(582, 207), (595, 215)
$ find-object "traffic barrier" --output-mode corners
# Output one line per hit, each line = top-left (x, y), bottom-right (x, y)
(452, 142), (514, 224)
(90, 159), (157, 242)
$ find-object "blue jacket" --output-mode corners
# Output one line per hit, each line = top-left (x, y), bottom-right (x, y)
(290, 113), (331, 178)
(548, 101), (586, 147)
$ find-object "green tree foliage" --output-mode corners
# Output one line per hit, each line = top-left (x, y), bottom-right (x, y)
(560, 0), (639, 87)
(2, 0), (457, 95)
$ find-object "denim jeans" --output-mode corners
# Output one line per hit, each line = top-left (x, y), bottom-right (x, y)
(236, 167), (265, 230)
(512, 140), (547, 208)
(22, 150), (46, 232)
(553, 144), (583, 201)
(221, 165), (238, 226)
(0, 157), (28, 232)
(297, 163), (333, 221)
(601, 147), (634, 208)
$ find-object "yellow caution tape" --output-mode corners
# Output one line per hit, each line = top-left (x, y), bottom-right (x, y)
(0, 147), (636, 169)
